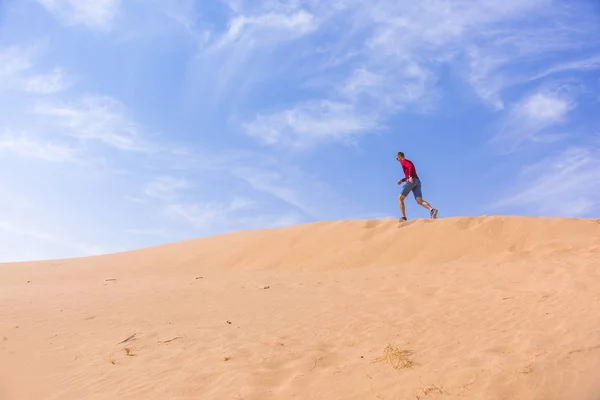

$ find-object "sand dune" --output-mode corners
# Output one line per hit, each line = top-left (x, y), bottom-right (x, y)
(1, 216), (600, 400)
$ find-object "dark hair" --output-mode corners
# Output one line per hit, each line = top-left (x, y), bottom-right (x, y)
(397, 152), (404, 158)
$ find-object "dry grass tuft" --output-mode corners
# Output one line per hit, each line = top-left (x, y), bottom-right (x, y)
(413, 382), (445, 399)
(376, 344), (415, 370)
(123, 348), (135, 356)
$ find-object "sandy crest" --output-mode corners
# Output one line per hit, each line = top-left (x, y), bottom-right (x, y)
(1, 216), (600, 400)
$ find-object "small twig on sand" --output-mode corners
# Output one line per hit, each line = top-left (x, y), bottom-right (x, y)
(117, 333), (136, 344)
(159, 336), (183, 344)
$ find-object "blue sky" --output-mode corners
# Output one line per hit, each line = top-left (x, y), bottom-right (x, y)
(1, 0), (599, 261)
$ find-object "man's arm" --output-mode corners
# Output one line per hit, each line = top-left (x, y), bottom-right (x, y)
(406, 160), (417, 179)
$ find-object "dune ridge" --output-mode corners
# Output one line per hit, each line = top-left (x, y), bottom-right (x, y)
(1, 216), (600, 399)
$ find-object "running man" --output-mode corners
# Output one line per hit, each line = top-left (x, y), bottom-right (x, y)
(396, 152), (439, 221)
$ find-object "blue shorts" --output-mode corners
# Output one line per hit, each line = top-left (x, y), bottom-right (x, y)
(401, 178), (423, 199)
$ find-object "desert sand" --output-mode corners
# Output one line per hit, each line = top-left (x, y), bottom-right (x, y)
(1, 216), (600, 400)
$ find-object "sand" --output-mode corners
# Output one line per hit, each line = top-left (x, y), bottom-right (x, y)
(1, 216), (600, 400)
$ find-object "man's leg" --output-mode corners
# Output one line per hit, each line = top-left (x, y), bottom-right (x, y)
(416, 198), (438, 218)
(398, 194), (407, 220)
(413, 183), (438, 218)
(398, 180), (415, 220)
(415, 197), (433, 211)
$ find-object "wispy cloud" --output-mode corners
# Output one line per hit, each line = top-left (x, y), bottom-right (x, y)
(130, 147), (348, 231)
(0, 45), (70, 94)
(0, 46), (35, 76)
(191, 0), (600, 149)
(149, 0), (199, 36)
(212, 10), (316, 50)
(184, 4), (324, 116)
(230, 160), (353, 220)
(244, 59), (436, 149)
(492, 89), (576, 151)
(143, 176), (192, 200)
(124, 195), (148, 204)
(132, 161), (308, 234)
(166, 201), (300, 233)
(244, 100), (379, 148)
(34, 96), (157, 153)
(529, 55), (600, 82)
(166, 197), (256, 229)
(24, 67), (69, 94)
(0, 131), (80, 163)
(36, 0), (120, 31)
(492, 147), (600, 217)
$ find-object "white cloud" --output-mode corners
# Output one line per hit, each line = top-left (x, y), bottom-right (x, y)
(34, 96), (155, 153)
(0, 46), (35, 76)
(492, 90), (575, 151)
(0, 132), (80, 163)
(125, 195), (148, 204)
(144, 176), (192, 200)
(340, 68), (384, 99)
(529, 55), (600, 82)
(244, 100), (379, 148)
(210, 0), (600, 148)
(350, 0), (557, 109)
(492, 147), (600, 217)
(520, 93), (571, 123)
(0, 45), (70, 94)
(243, 60), (437, 148)
(137, 149), (350, 226)
(222, 0), (244, 14)
(229, 161), (353, 219)
(151, 0), (199, 35)
(213, 10), (316, 49)
(166, 197), (256, 229)
(229, 197), (256, 211)
(184, 5), (323, 115)
(235, 167), (312, 213)
(464, 46), (510, 110)
(36, 0), (120, 31)
(463, 37), (585, 110)
(24, 67), (69, 94)
(346, 63), (436, 108)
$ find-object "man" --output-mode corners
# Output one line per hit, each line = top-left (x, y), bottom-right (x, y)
(396, 151), (438, 221)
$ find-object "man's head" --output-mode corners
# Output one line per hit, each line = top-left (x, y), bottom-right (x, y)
(396, 152), (405, 161)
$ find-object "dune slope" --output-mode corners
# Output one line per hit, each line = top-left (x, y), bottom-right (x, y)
(1, 216), (600, 400)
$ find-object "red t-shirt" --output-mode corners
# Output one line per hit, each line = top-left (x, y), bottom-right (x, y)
(400, 159), (418, 179)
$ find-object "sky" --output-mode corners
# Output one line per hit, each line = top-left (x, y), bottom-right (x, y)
(0, 0), (599, 262)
